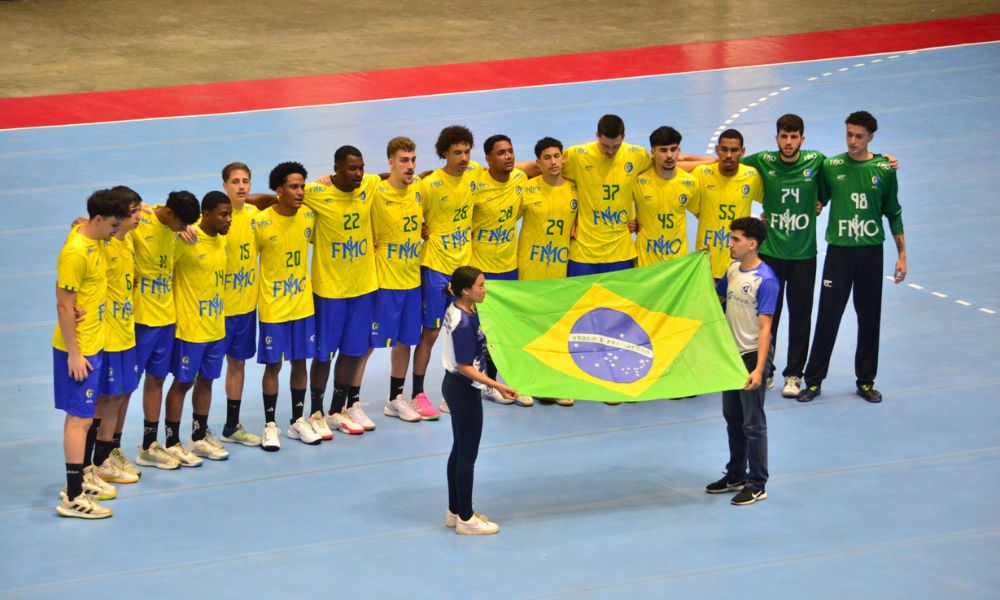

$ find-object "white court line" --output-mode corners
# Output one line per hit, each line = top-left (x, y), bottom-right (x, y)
(908, 284), (924, 290)
(932, 292), (948, 298)
(956, 300), (972, 306)
(980, 308), (996, 315)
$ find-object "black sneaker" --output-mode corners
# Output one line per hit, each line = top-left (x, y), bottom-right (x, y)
(705, 475), (745, 494)
(797, 385), (821, 403)
(731, 487), (767, 505)
(856, 384), (882, 403)
(537, 397), (556, 405)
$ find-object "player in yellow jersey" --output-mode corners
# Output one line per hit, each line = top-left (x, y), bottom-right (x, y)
(160, 192), (233, 465)
(633, 126), (700, 266)
(517, 137), (578, 407)
(691, 129), (764, 280)
(299, 146), (379, 440)
(413, 125), (482, 414)
(470, 134), (534, 407)
(133, 192), (201, 470)
(216, 162), (263, 447)
(53, 189), (130, 519)
(254, 162), (320, 450)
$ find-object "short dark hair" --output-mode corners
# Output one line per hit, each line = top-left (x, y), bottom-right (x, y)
(334, 145), (363, 166)
(846, 110), (878, 134)
(445, 265), (483, 299)
(435, 125), (474, 159)
(534, 136), (563, 158)
(718, 129), (744, 146)
(86, 189), (131, 220)
(776, 114), (804, 135)
(483, 134), (511, 156)
(222, 162), (251, 181)
(731, 217), (767, 245)
(596, 114), (625, 139)
(110, 185), (142, 209)
(649, 126), (682, 147)
(269, 161), (308, 191)
(201, 190), (231, 213)
(166, 190), (201, 225)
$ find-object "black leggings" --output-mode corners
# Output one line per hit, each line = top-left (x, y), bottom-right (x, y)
(443, 372), (484, 521)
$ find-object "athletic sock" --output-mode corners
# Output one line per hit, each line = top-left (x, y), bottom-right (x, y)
(263, 393), (278, 424)
(93, 440), (115, 467)
(224, 399), (241, 432)
(191, 413), (208, 442)
(165, 420), (181, 447)
(66, 463), (84, 500)
(112, 432), (122, 449)
(83, 418), (101, 468)
(390, 376), (405, 400)
(290, 388), (306, 423)
(348, 386), (361, 408)
(411, 373), (425, 398)
(310, 388), (326, 415)
(142, 420), (158, 450)
(330, 383), (349, 414)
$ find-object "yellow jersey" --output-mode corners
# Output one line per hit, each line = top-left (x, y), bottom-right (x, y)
(470, 168), (527, 274)
(692, 163), (764, 278)
(371, 179), (424, 290)
(52, 231), (107, 356)
(173, 227), (227, 343)
(224, 202), (259, 316)
(563, 142), (651, 263)
(420, 161), (482, 274)
(633, 168), (699, 267)
(132, 207), (176, 326)
(104, 233), (137, 351)
(303, 174), (379, 299)
(254, 206), (315, 323)
(517, 177), (578, 280)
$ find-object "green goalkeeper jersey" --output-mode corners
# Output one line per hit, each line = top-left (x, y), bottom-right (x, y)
(743, 150), (826, 260)
(821, 153), (903, 247)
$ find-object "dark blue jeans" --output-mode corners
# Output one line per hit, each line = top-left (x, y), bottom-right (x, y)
(443, 372), (484, 521)
(722, 351), (769, 490)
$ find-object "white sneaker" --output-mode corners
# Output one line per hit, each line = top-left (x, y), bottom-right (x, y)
(164, 442), (204, 467)
(135, 441), (181, 470)
(484, 387), (513, 405)
(190, 437), (230, 461)
(110, 447), (142, 478)
(446, 509), (490, 528)
(83, 465), (117, 500)
(287, 417), (322, 445)
(203, 430), (228, 452)
(346, 403), (376, 431)
(383, 394), (422, 422)
(782, 375), (802, 398)
(439, 398), (450, 414)
(308, 411), (335, 440)
(94, 457), (140, 484)
(261, 422), (281, 452)
(56, 490), (112, 519)
(514, 395), (534, 407)
(456, 513), (499, 535)
(326, 411), (365, 435)
(766, 375), (775, 390)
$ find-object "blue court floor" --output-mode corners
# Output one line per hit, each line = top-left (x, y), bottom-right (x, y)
(0, 42), (998, 598)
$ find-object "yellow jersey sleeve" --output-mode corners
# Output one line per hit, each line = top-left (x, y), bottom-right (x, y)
(52, 232), (107, 356)
(565, 142), (649, 263)
(104, 234), (137, 351)
(254, 207), (315, 323)
(694, 164), (764, 278)
(303, 174), (379, 298)
(224, 202), (259, 316)
(131, 207), (176, 326)
(173, 228), (227, 342)
(420, 161), (482, 274)
(470, 168), (526, 274)
(517, 177), (578, 280)
(371, 179), (424, 290)
(633, 169), (698, 266)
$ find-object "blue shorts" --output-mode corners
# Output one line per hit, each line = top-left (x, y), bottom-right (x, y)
(484, 269), (518, 281)
(371, 287), (422, 348)
(170, 338), (226, 383)
(53, 348), (102, 418)
(135, 323), (176, 378)
(314, 293), (374, 359)
(224, 310), (257, 360)
(100, 347), (140, 396)
(567, 259), (634, 276)
(258, 316), (316, 364)
(421, 267), (453, 329)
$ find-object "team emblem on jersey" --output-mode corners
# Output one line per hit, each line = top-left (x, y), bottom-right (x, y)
(625, 162), (634, 173)
(741, 282), (752, 294)
(85, 388), (95, 399)
(803, 168), (813, 178)
(181, 356), (191, 365)
(469, 181), (476, 193)
(264, 336), (273, 345)
(742, 184), (750, 195)
(371, 322), (380, 332)
(871, 175), (880, 187)
(359, 191), (367, 200)
(304, 227), (312, 239)
(570, 200), (578, 210)
(679, 194), (688, 205)
(516, 186), (522, 195)
(415, 192), (422, 203)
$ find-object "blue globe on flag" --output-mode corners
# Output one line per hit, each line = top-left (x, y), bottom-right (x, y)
(568, 307), (653, 384)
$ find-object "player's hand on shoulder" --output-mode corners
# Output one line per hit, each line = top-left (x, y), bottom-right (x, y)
(179, 225), (198, 245)
(885, 153), (900, 171)
(70, 216), (88, 228)
(316, 174), (333, 186)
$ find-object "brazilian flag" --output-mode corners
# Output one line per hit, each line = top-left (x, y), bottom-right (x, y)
(478, 253), (747, 402)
